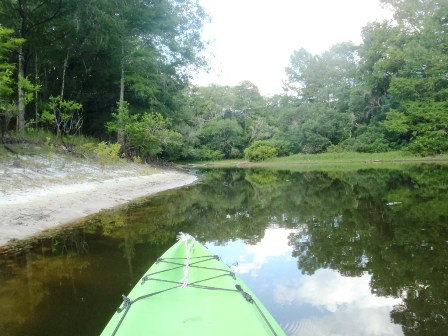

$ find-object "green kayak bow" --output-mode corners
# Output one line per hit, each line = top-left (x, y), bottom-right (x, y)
(100, 233), (286, 335)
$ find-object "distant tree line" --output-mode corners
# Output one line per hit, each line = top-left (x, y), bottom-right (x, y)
(1, 0), (446, 161)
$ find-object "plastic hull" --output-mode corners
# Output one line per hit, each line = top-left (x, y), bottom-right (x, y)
(100, 236), (286, 335)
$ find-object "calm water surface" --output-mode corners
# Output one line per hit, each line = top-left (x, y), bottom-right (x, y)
(1, 166), (447, 336)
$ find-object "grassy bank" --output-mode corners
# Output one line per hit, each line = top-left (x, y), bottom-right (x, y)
(189, 151), (448, 171)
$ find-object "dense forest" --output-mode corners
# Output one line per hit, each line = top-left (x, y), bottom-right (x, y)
(0, 0), (447, 161)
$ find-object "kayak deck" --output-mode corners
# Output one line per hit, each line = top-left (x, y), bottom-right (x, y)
(100, 234), (285, 335)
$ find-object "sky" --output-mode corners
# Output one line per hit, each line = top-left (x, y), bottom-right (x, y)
(193, 0), (393, 96)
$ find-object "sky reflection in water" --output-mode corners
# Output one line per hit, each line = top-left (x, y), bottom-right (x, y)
(209, 227), (403, 336)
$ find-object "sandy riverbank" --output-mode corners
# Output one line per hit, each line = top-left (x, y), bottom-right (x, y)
(0, 155), (197, 246)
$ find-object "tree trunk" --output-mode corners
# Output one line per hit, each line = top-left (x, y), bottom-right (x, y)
(17, 0), (27, 134)
(117, 40), (125, 146)
(34, 52), (38, 129)
(17, 45), (26, 134)
(61, 50), (69, 99)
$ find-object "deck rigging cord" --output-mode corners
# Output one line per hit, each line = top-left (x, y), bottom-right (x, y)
(110, 234), (279, 336)
(178, 232), (195, 287)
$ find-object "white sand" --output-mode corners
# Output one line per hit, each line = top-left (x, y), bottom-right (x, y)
(0, 166), (196, 246)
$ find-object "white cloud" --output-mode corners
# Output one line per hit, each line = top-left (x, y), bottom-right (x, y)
(194, 0), (393, 95)
(288, 306), (403, 336)
(275, 269), (403, 335)
(275, 269), (401, 312)
(207, 229), (403, 335)
(232, 227), (295, 275)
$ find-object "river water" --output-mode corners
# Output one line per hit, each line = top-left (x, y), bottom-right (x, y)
(1, 166), (447, 335)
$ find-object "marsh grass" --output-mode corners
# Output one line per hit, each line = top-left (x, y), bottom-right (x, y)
(196, 151), (448, 171)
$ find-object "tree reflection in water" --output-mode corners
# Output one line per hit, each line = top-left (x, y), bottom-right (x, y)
(1, 165), (447, 336)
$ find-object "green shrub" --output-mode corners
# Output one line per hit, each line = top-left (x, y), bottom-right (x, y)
(326, 144), (346, 153)
(301, 134), (331, 154)
(79, 142), (97, 157)
(408, 131), (448, 156)
(133, 155), (143, 164)
(269, 140), (292, 156)
(94, 142), (121, 167)
(245, 141), (278, 162)
(341, 125), (392, 153)
(191, 146), (223, 161)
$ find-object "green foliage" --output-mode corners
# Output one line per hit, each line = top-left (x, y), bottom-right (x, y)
(108, 110), (182, 159)
(78, 141), (122, 166)
(385, 102), (448, 155)
(18, 76), (41, 104)
(270, 101), (353, 155)
(190, 147), (223, 161)
(1, 0), (447, 160)
(94, 142), (121, 167)
(244, 141), (278, 162)
(0, 0), (207, 142)
(107, 101), (136, 135)
(198, 119), (244, 159)
(408, 131), (448, 156)
(133, 155), (143, 164)
(78, 142), (97, 156)
(285, 43), (358, 108)
(301, 133), (332, 154)
(244, 139), (292, 162)
(269, 140), (293, 157)
(357, 21), (402, 123)
(0, 25), (24, 135)
(277, 0), (448, 157)
(384, 110), (410, 136)
(0, 25), (23, 97)
(341, 125), (392, 153)
(40, 96), (83, 137)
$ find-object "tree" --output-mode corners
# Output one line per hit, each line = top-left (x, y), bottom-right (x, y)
(384, 101), (448, 155)
(380, 0), (442, 32)
(284, 48), (322, 102)
(232, 81), (264, 132)
(198, 119), (244, 159)
(0, 24), (24, 138)
(356, 21), (405, 124)
(178, 83), (273, 160)
(0, 0), (207, 143)
(108, 107), (182, 159)
(380, 0), (448, 154)
(0, 0), (70, 134)
(40, 96), (83, 140)
(284, 43), (358, 108)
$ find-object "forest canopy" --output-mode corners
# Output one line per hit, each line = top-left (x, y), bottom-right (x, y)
(0, 0), (446, 161)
